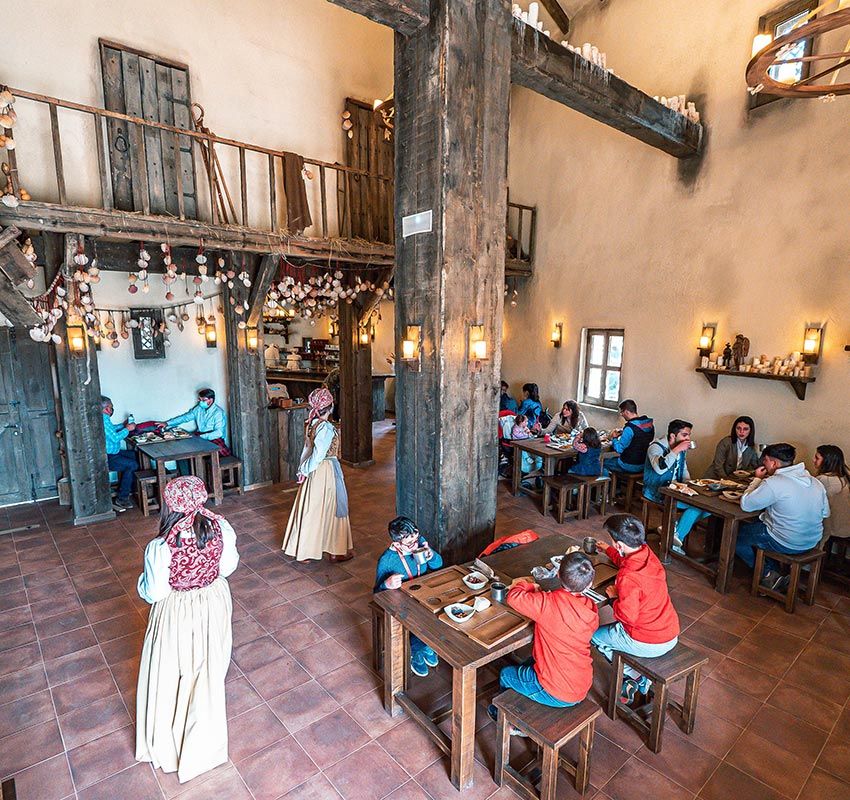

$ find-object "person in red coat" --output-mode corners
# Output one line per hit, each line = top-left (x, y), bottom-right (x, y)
(489, 553), (599, 726)
(593, 513), (680, 704)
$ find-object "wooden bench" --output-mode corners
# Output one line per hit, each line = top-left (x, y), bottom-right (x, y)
(609, 469), (643, 513)
(220, 455), (243, 495)
(606, 643), (708, 753)
(751, 547), (825, 613)
(542, 476), (585, 524)
(493, 690), (601, 799)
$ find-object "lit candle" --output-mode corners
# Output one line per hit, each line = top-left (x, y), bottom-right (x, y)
(402, 339), (415, 360)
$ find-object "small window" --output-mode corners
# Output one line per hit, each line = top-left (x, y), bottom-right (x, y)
(581, 329), (624, 410)
(751, 0), (818, 109)
(131, 308), (165, 359)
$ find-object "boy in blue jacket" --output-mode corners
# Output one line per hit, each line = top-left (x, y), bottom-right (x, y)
(374, 516), (443, 676)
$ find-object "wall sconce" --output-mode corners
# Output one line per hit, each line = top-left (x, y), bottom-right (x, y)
(550, 322), (563, 348)
(698, 324), (716, 357)
(370, 321), (377, 342)
(358, 327), (370, 347)
(67, 323), (86, 354)
(468, 324), (489, 365)
(245, 326), (259, 352)
(751, 32), (772, 57)
(802, 325), (823, 364)
(329, 319), (338, 338)
(205, 320), (217, 348)
(401, 324), (422, 371)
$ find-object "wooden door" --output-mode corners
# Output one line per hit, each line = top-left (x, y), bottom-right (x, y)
(0, 328), (62, 506)
(343, 98), (394, 244)
(99, 39), (198, 218)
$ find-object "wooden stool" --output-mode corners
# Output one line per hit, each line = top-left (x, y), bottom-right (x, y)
(751, 547), (825, 613)
(823, 537), (850, 587)
(370, 599), (384, 675)
(609, 470), (643, 513)
(542, 476), (586, 524)
(573, 475), (611, 519)
(220, 455), (243, 495)
(494, 691), (601, 799)
(606, 643), (708, 753)
(640, 496), (663, 530)
(135, 469), (160, 517)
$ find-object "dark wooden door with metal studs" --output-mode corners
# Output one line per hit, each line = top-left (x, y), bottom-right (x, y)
(99, 39), (199, 218)
(0, 328), (62, 506)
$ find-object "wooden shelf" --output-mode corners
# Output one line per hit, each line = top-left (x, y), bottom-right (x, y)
(696, 367), (815, 401)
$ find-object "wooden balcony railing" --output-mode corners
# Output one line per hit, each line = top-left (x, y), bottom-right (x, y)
(3, 86), (394, 245)
(506, 196), (536, 275)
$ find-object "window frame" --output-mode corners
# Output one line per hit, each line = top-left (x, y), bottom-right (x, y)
(580, 328), (624, 411)
(750, 0), (818, 110)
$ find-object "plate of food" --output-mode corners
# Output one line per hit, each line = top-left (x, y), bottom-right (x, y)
(445, 603), (475, 623)
(732, 470), (752, 478)
(721, 490), (744, 502)
(462, 571), (488, 590)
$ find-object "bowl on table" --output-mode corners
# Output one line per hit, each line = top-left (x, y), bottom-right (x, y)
(721, 490), (744, 502)
(462, 571), (488, 590)
(445, 603), (476, 623)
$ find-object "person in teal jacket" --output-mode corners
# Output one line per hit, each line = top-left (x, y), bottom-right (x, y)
(157, 388), (229, 475)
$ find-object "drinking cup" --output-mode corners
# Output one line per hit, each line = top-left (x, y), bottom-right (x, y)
(491, 582), (507, 603)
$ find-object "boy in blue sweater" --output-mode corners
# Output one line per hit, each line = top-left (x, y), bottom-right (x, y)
(374, 516), (444, 676)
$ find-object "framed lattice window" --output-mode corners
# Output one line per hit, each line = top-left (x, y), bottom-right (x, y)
(131, 309), (165, 359)
(580, 328), (624, 410)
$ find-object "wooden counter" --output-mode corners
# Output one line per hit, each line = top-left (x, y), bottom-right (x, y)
(268, 403), (308, 483)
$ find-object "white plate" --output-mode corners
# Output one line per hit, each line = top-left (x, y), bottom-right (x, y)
(445, 603), (475, 623)
(462, 571), (488, 590)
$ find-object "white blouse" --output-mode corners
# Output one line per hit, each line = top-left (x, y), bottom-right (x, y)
(299, 421), (336, 477)
(543, 411), (588, 436)
(137, 519), (239, 604)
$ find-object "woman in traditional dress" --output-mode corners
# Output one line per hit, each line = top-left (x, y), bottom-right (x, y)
(282, 387), (353, 562)
(135, 476), (239, 784)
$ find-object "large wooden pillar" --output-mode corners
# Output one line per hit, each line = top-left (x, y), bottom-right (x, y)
(338, 299), (373, 466)
(394, 0), (510, 564)
(49, 234), (114, 524)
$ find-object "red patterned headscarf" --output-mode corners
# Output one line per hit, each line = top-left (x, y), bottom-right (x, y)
(163, 476), (222, 544)
(308, 386), (334, 422)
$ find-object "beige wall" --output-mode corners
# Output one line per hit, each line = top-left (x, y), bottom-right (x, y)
(7, 0), (393, 234)
(504, 0), (849, 474)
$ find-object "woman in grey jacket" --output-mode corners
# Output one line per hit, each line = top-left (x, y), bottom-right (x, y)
(704, 416), (759, 479)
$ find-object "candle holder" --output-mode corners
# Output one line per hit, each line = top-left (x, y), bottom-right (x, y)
(400, 324), (422, 371)
(550, 322), (563, 348)
(802, 324), (823, 364)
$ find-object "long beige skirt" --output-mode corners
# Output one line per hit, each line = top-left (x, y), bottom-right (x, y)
(282, 459), (352, 561)
(135, 577), (232, 784)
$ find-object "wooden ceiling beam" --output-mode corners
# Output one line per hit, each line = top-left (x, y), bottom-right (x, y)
(510, 24), (703, 158)
(328, 0), (429, 36)
(539, 0), (570, 36)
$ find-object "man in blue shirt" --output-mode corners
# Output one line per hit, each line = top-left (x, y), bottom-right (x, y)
(101, 395), (138, 509)
(611, 399), (655, 473)
(157, 388), (229, 475)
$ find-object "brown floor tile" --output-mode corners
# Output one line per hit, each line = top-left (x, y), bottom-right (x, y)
(34, 608), (90, 639)
(225, 675), (265, 718)
(100, 630), (145, 666)
(316, 659), (381, 704)
(83, 594), (138, 624)
(51, 665), (119, 716)
(817, 730), (850, 784)
(782, 644), (850, 705)
(92, 611), (147, 643)
(0, 689), (55, 739)
(766, 681), (843, 731)
(166, 764), (253, 800)
(725, 728), (813, 797)
(799, 768), (850, 800)
(58, 692), (132, 750)
(377, 718), (445, 776)
(0, 622), (36, 653)
(67, 723), (136, 790)
(227, 704), (289, 762)
(711, 658), (777, 701)
(44, 644), (107, 687)
(0, 664), (48, 707)
(382, 782), (433, 800)
(683, 621), (742, 655)
(40, 625), (98, 661)
(697, 678), (762, 727)
(6, 754), (74, 800)
(293, 708), (370, 770)
(235, 735), (319, 798)
(0, 641), (41, 678)
(603, 756), (695, 800)
(280, 774), (343, 799)
(232, 634), (288, 673)
(0, 605), (29, 633)
(699, 605), (758, 638)
(746, 705), (828, 762)
(293, 637), (354, 677)
(267, 679), (340, 733)
(325, 740), (410, 800)
(77, 761), (164, 800)
(345, 688), (408, 739)
(0, 717), (64, 778)
(698, 762), (788, 800)
(635, 735), (720, 794)
(273, 618), (329, 652)
(666, 706), (742, 760)
(243, 653), (311, 700)
(251, 601), (307, 634)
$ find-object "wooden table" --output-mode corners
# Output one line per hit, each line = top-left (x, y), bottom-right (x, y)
(659, 486), (759, 593)
(508, 439), (579, 497)
(375, 533), (616, 790)
(135, 437), (223, 507)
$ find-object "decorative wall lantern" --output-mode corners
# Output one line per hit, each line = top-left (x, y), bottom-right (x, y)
(468, 324), (489, 366)
(246, 326), (259, 352)
(401, 324), (422, 371)
(802, 324), (823, 364)
(358, 327), (370, 347)
(698, 324), (716, 357)
(67, 323), (86, 354)
(205, 320), (217, 348)
(550, 322), (563, 348)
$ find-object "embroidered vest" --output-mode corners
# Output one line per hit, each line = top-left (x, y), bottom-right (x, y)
(166, 526), (223, 591)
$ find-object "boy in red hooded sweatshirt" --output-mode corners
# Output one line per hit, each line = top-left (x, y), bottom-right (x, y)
(489, 552), (599, 725)
(593, 514), (679, 704)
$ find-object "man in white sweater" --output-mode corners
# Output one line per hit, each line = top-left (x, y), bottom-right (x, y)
(738, 442), (829, 590)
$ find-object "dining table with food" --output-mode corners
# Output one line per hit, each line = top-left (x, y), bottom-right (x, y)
(373, 532), (618, 790)
(659, 470), (760, 593)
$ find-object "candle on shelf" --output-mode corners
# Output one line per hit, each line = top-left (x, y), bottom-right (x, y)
(521, 10), (528, 22)
(600, 52), (607, 69)
(700, 356), (709, 368)
(528, 1), (539, 28)
(537, 20), (543, 30)
(582, 42), (593, 60)
(591, 45), (599, 64)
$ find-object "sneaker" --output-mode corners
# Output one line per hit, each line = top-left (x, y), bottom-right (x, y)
(487, 703), (526, 736)
(774, 575), (791, 593)
(423, 647), (439, 667)
(671, 535), (686, 556)
(410, 655), (429, 677)
(114, 497), (133, 509)
(636, 675), (652, 695)
(760, 569), (784, 591)
(619, 678), (639, 705)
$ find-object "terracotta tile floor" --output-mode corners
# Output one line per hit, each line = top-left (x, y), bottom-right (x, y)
(1, 419), (849, 800)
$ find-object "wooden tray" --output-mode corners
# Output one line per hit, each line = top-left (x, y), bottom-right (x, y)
(400, 565), (488, 613)
(439, 602), (530, 648)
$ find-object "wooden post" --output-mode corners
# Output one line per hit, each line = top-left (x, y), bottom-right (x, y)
(223, 263), (272, 490)
(338, 299), (373, 466)
(393, 0), (510, 564)
(49, 234), (114, 524)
